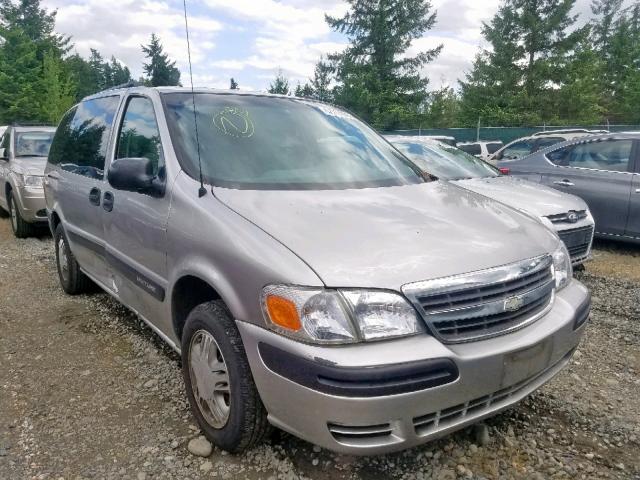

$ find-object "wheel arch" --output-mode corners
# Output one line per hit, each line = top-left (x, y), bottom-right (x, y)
(171, 274), (225, 341)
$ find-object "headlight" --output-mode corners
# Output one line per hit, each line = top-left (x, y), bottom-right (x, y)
(552, 242), (572, 290)
(22, 175), (44, 188)
(261, 285), (424, 344)
(341, 290), (424, 340)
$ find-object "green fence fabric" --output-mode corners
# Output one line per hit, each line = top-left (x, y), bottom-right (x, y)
(383, 125), (640, 144)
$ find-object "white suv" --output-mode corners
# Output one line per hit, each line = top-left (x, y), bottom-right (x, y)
(457, 140), (504, 160)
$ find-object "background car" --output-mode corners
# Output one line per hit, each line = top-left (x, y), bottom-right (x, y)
(0, 126), (6, 139)
(496, 133), (639, 243)
(0, 124), (55, 237)
(457, 140), (504, 160)
(388, 136), (595, 265)
(490, 129), (609, 162)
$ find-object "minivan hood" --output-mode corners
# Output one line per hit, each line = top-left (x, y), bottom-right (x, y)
(11, 156), (47, 175)
(214, 182), (559, 289)
(454, 176), (587, 218)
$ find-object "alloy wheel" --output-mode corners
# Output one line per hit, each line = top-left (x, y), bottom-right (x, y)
(188, 330), (231, 429)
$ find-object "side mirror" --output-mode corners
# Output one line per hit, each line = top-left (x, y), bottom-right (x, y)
(108, 157), (163, 196)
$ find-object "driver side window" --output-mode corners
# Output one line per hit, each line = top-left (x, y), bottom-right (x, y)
(1, 131), (11, 158)
(116, 96), (165, 176)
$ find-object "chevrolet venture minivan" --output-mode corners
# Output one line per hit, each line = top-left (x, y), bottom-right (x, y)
(45, 87), (591, 455)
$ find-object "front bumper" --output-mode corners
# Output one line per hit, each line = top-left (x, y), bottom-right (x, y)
(15, 186), (47, 223)
(238, 279), (590, 455)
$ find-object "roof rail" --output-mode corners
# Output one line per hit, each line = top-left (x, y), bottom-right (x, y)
(98, 80), (144, 93)
(10, 121), (55, 127)
(531, 128), (608, 136)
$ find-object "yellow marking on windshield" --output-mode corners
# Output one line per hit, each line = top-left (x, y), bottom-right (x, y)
(213, 107), (255, 138)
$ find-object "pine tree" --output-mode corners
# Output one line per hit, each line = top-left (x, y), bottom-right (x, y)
(311, 57), (332, 102)
(230, 78), (239, 90)
(39, 50), (75, 123)
(325, 0), (442, 129)
(268, 69), (290, 95)
(0, 0), (70, 123)
(460, 0), (588, 126)
(142, 33), (181, 87)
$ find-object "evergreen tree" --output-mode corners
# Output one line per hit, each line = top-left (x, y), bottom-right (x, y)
(39, 50), (75, 123)
(325, 0), (442, 129)
(142, 33), (181, 87)
(230, 77), (239, 89)
(0, 0), (71, 123)
(268, 69), (290, 95)
(311, 57), (332, 102)
(460, 0), (588, 126)
(423, 87), (461, 128)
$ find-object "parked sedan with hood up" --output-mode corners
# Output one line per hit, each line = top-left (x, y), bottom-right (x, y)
(388, 136), (595, 266)
(45, 87), (590, 455)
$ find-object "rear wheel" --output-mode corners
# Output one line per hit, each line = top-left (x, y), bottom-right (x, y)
(54, 223), (92, 294)
(9, 194), (36, 238)
(182, 300), (270, 453)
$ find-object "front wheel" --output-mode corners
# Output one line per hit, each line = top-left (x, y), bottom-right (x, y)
(182, 300), (270, 453)
(54, 223), (92, 294)
(9, 194), (36, 238)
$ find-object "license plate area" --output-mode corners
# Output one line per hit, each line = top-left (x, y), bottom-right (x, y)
(501, 339), (552, 388)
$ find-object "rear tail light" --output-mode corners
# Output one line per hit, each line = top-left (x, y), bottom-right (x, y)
(499, 167), (510, 175)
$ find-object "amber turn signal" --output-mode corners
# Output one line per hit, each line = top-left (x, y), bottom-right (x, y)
(265, 295), (301, 331)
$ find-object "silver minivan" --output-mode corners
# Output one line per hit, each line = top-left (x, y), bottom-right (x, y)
(45, 87), (591, 455)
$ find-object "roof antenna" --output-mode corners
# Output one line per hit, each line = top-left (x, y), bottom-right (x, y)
(182, 0), (206, 198)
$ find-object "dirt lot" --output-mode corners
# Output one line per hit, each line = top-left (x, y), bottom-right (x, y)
(0, 218), (639, 480)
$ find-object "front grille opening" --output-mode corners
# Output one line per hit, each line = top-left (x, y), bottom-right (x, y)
(417, 268), (551, 313)
(327, 422), (394, 445)
(406, 255), (555, 343)
(412, 349), (575, 437)
(559, 226), (594, 260)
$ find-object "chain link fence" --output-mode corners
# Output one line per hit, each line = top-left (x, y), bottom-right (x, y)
(384, 125), (640, 144)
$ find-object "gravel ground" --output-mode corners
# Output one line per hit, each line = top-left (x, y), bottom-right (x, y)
(0, 218), (639, 480)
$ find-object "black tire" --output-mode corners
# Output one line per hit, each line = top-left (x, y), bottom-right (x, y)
(0, 204), (9, 218)
(9, 193), (36, 238)
(54, 223), (92, 294)
(182, 300), (270, 453)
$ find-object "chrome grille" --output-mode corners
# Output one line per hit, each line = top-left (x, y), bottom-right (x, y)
(558, 226), (594, 262)
(546, 210), (587, 224)
(403, 255), (554, 343)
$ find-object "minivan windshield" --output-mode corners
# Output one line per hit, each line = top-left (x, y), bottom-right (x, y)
(15, 131), (54, 157)
(393, 141), (500, 180)
(162, 93), (424, 190)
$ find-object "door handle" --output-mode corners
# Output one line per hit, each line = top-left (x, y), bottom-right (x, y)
(47, 172), (60, 180)
(89, 187), (101, 206)
(103, 191), (114, 212)
(553, 179), (574, 187)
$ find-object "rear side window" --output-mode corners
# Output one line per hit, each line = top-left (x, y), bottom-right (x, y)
(547, 139), (633, 172)
(486, 142), (503, 154)
(48, 96), (120, 179)
(459, 144), (481, 155)
(501, 140), (534, 159)
(533, 137), (564, 152)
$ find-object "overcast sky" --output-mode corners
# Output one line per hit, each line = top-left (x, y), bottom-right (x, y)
(43, 0), (599, 92)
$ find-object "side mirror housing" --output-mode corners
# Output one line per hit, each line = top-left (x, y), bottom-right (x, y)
(108, 157), (163, 196)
